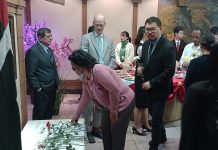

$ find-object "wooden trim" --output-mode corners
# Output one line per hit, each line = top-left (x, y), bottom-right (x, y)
(132, 3), (138, 46)
(24, 0), (31, 24)
(82, 0), (87, 35)
(157, 0), (160, 17)
(61, 80), (81, 89)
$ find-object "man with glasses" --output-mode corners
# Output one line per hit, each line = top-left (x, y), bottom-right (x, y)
(139, 17), (176, 150)
(25, 28), (60, 120)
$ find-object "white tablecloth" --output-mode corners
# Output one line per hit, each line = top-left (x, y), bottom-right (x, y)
(21, 119), (86, 150)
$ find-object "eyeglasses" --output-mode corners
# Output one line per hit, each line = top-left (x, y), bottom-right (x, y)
(145, 28), (156, 33)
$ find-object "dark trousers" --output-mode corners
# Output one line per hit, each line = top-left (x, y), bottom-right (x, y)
(32, 88), (56, 120)
(149, 101), (166, 147)
(101, 99), (135, 150)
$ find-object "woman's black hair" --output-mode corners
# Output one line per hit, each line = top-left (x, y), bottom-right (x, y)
(68, 49), (97, 69)
(121, 31), (131, 43)
(200, 33), (215, 51)
(134, 26), (145, 46)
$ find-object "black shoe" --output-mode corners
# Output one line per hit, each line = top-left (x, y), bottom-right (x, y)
(149, 137), (167, 145)
(87, 132), (95, 143)
(149, 140), (158, 150)
(132, 127), (147, 136)
(91, 130), (103, 139)
(142, 125), (152, 132)
(149, 146), (158, 150)
(160, 137), (167, 144)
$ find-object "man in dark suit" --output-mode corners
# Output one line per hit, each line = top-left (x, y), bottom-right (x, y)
(171, 26), (187, 68)
(25, 28), (59, 120)
(140, 17), (176, 150)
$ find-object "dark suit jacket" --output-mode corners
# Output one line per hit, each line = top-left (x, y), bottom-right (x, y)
(171, 39), (187, 61)
(141, 36), (176, 102)
(184, 55), (210, 89)
(179, 80), (218, 150)
(25, 42), (59, 92)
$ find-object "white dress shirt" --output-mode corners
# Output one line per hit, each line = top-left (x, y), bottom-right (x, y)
(180, 42), (202, 67)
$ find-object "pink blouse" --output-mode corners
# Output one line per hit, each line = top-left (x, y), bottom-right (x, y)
(75, 64), (134, 116)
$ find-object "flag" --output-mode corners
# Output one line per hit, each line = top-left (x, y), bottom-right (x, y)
(0, 0), (22, 149)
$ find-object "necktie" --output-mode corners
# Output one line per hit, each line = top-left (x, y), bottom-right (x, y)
(97, 36), (104, 64)
(46, 49), (54, 62)
(149, 42), (153, 56)
(176, 42), (180, 52)
(147, 41), (153, 63)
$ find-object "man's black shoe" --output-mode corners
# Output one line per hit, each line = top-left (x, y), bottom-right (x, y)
(91, 130), (103, 139)
(160, 137), (167, 144)
(149, 146), (158, 150)
(87, 132), (95, 143)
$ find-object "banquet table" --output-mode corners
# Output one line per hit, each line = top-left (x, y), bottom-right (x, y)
(162, 77), (185, 122)
(117, 69), (185, 122)
(21, 119), (86, 150)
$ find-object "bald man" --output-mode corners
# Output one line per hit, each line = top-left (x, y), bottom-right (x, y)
(80, 14), (116, 143)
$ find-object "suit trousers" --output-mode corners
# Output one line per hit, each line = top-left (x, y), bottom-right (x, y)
(83, 101), (102, 132)
(101, 99), (135, 150)
(32, 88), (56, 120)
(149, 101), (166, 147)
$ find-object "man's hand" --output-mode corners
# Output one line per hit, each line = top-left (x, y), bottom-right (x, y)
(119, 64), (124, 69)
(142, 81), (151, 90)
(110, 112), (118, 125)
(137, 66), (144, 75)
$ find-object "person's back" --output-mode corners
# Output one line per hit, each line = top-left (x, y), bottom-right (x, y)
(180, 80), (218, 150)
(185, 33), (215, 89)
(180, 43), (218, 150)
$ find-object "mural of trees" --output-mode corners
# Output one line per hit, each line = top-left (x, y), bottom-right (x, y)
(158, 0), (218, 42)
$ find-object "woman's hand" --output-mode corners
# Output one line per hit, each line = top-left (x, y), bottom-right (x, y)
(71, 114), (79, 124)
(110, 112), (118, 125)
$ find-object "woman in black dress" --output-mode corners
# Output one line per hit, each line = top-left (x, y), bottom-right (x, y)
(132, 26), (151, 136)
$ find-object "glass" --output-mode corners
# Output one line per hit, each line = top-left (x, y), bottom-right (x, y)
(145, 28), (156, 33)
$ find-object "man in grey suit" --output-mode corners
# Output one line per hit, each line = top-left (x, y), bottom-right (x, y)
(80, 14), (116, 143)
(25, 28), (59, 120)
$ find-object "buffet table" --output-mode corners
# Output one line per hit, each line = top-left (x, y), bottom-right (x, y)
(21, 119), (86, 150)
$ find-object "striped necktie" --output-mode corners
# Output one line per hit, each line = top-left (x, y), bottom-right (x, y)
(147, 41), (153, 63)
(97, 35), (104, 64)
(46, 49), (54, 62)
(176, 41), (180, 52)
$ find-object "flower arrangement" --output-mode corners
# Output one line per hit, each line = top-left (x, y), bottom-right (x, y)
(37, 121), (86, 150)
(23, 21), (74, 114)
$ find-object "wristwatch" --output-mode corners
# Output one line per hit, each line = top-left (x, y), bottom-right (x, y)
(37, 88), (42, 92)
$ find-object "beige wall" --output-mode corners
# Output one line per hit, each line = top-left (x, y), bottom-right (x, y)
(87, 0), (133, 44)
(138, 0), (158, 27)
(30, 0), (158, 80)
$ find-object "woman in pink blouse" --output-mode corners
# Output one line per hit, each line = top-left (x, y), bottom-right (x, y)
(69, 50), (135, 150)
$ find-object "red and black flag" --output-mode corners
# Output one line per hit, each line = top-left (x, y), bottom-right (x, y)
(0, 1), (22, 149)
